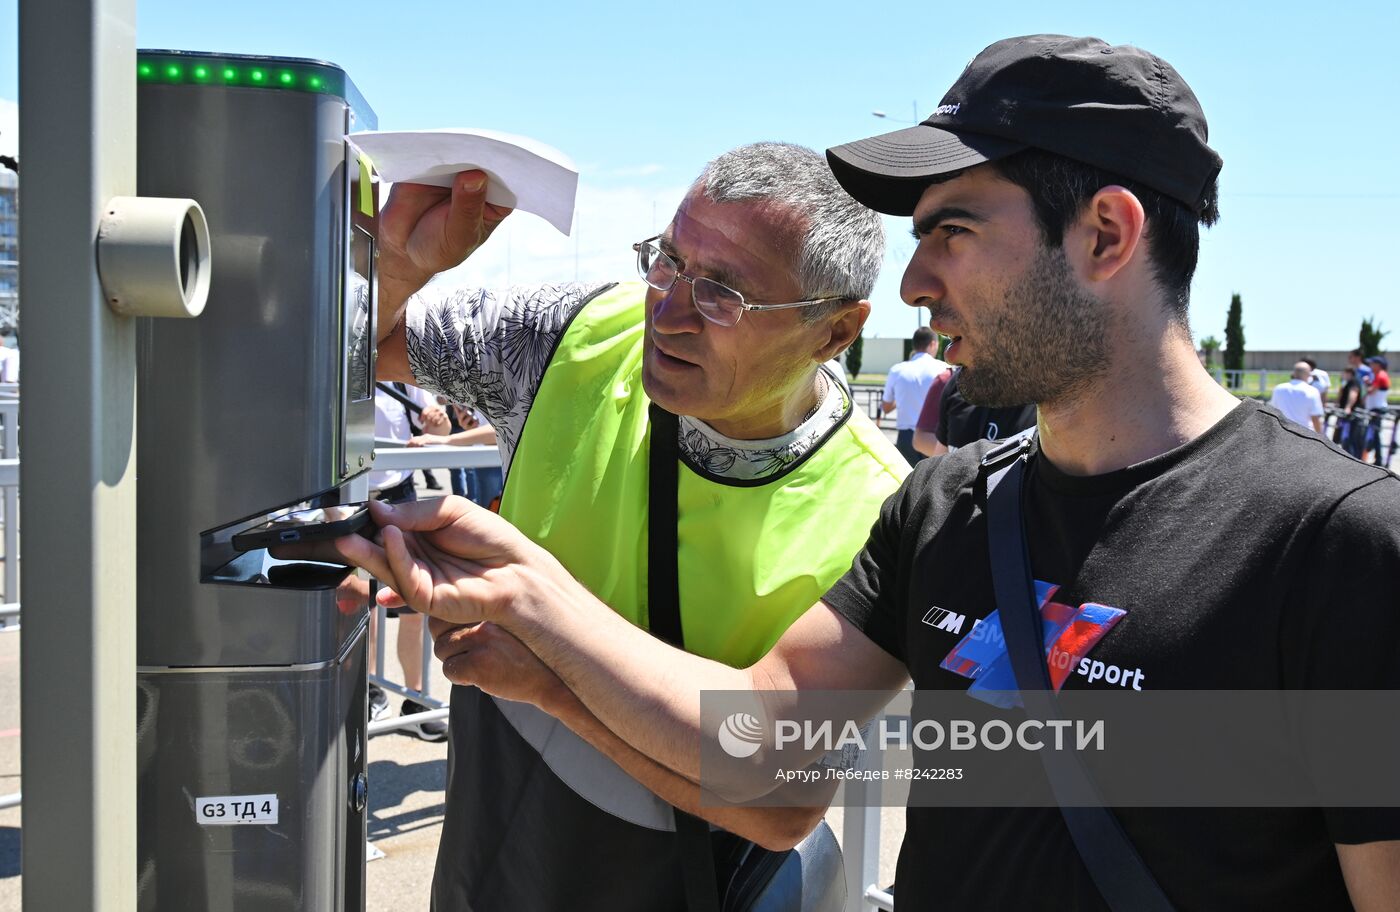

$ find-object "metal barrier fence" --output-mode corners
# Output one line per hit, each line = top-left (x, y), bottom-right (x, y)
(850, 384), (888, 426)
(362, 442), (502, 739)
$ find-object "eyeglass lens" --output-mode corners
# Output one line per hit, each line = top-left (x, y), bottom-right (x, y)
(636, 241), (745, 326)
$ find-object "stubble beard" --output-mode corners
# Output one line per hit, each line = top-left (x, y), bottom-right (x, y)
(954, 246), (1111, 409)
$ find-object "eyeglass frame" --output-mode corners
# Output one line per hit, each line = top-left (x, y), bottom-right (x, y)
(631, 236), (848, 327)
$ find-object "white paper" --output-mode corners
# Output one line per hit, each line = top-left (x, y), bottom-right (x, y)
(348, 128), (578, 235)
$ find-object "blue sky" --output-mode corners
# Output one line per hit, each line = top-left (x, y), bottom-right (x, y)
(3, 0), (1397, 349)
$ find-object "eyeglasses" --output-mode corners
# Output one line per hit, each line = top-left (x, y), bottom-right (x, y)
(632, 236), (845, 328)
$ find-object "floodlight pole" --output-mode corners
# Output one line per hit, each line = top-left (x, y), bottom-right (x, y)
(19, 0), (139, 909)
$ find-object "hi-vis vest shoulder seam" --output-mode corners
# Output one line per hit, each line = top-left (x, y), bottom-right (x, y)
(499, 281), (908, 667)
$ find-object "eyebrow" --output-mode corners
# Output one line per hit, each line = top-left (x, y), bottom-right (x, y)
(910, 206), (985, 239)
(657, 235), (748, 296)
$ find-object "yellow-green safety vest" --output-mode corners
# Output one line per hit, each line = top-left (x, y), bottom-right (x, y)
(500, 282), (908, 668)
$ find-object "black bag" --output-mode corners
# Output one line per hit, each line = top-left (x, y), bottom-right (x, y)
(648, 404), (846, 912)
(980, 431), (1175, 912)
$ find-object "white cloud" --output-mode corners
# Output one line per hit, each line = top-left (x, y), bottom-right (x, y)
(430, 180), (689, 292)
(592, 163), (665, 179)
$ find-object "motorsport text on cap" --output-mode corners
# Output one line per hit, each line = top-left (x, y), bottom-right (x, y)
(827, 34), (1223, 217)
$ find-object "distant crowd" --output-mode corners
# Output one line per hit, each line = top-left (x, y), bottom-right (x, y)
(1269, 350), (1391, 464)
(881, 336), (1393, 470)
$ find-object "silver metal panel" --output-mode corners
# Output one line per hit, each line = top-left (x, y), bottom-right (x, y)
(135, 82), (372, 666)
(19, 0), (140, 908)
(136, 622), (367, 911)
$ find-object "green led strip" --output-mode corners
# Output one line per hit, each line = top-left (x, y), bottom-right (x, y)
(136, 54), (344, 97)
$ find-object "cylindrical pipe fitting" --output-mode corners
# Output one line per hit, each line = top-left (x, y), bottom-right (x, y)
(97, 196), (212, 318)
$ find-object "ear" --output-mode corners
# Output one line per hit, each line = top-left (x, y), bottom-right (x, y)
(813, 299), (871, 363)
(1069, 186), (1147, 284)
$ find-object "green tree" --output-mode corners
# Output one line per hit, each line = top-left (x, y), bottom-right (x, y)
(1199, 335), (1221, 371)
(1223, 293), (1245, 384)
(845, 333), (863, 380)
(1359, 317), (1389, 359)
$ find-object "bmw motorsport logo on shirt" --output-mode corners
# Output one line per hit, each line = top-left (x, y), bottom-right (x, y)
(936, 581), (1144, 707)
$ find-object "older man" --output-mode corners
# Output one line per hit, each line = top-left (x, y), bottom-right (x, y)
(370, 142), (906, 911)
(343, 36), (1400, 912)
(1270, 361), (1325, 433)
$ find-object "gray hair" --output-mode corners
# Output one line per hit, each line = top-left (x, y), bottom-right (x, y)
(692, 142), (884, 322)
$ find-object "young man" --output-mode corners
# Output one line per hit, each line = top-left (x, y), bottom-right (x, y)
(1363, 355), (1391, 463)
(333, 37), (1400, 911)
(367, 143), (907, 911)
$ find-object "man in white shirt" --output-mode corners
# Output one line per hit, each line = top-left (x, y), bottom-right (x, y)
(1270, 361), (1325, 433)
(881, 325), (948, 465)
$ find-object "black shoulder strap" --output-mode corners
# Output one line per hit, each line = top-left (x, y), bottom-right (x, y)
(375, 380), (423, 416)
(981, 432), (1176, 912)
(647, 403), (721, 912)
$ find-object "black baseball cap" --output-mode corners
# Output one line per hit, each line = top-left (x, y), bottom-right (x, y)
(827, 35), (1223, 216)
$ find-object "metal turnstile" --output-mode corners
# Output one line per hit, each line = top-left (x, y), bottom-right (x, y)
(133, 50), (380, 910)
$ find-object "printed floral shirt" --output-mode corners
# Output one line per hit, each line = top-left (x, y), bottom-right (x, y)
(402, 282), (849, 480)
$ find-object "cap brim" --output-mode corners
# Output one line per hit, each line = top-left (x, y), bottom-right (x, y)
(827, 125), (1026, 216)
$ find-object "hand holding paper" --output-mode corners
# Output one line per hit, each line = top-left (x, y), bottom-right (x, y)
(349, 128), (579, 235)
(371, 171), (513, 346)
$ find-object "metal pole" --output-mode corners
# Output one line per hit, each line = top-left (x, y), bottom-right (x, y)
(375, 602), (387, 677)
(3, 404), (18, 602)
(19, 1), (139, 909)
(841, 783), (883, 912)
(420, 610), (433, 699)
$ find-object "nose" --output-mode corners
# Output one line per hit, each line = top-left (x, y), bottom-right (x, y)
(650, 281), (704, 335)
(900, 248), (945, 310)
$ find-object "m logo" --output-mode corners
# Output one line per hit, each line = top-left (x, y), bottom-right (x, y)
(922, 606), (966, 635)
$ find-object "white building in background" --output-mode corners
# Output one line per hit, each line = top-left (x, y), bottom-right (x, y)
(0, 168), (16, 336)
(1, 98), (17, 337)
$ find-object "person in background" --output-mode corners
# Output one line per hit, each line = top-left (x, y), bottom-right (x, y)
(881, 325), (948, 465)
(1348, 349), (1375, 393)
(911, 363), (955, 456)
(1336, 367), (1365, 454)
(367, 382), (450, 741)
(409, 404), (504, 510)
(1302, 356), (1329, 410)
(1362, 355), (1391, 464)
(1269, 361), (1325, 433)
(934, 366), (1037, 450)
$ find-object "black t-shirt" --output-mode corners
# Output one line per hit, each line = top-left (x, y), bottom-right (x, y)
(825, 400), (1400, 911)
(937, 369), (1038, 449)
(1339, 378), (1363, 413)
